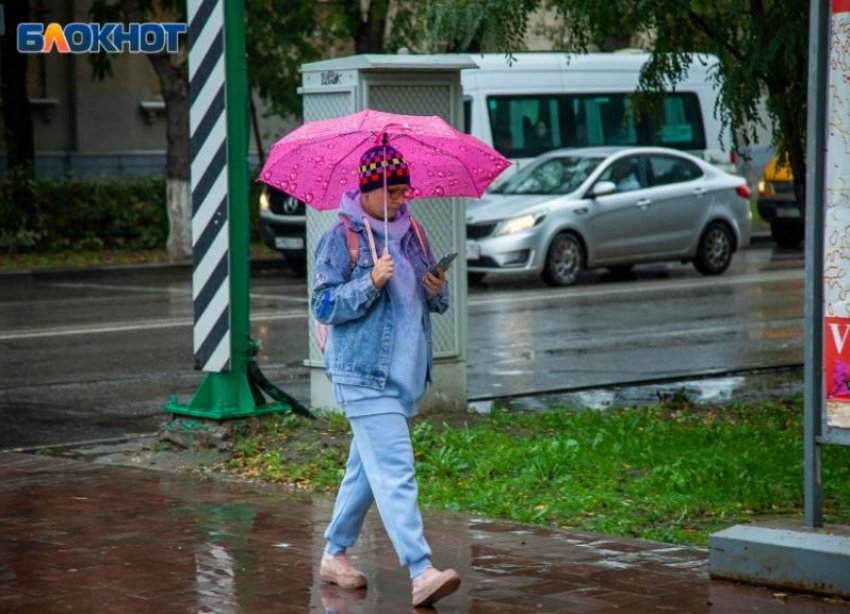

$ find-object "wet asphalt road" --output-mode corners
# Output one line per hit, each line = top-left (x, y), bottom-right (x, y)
(0, 245), (803, 449)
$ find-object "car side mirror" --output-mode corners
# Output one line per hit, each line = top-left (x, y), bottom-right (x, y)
(590, 181), (617, 198)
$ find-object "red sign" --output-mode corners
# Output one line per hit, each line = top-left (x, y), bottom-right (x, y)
(825, 317), (850, 402)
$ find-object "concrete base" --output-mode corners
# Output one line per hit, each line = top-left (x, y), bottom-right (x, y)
(159, 416), (263, 452)
(709, 519), (850, 597)
(308, 358), (468, 414)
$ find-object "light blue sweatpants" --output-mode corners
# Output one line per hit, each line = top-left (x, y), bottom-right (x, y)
(324, 412), (432, 579)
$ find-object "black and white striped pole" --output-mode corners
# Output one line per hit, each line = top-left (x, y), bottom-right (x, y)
(165, 0), (309, 420)
(188, 0), (230, 374)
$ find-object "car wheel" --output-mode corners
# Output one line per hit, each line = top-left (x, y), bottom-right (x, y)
(542, 232), (584, 287)
(468, 272), (487, 286)
(771, 221), (803, 249)
(694, 222), (733, 275)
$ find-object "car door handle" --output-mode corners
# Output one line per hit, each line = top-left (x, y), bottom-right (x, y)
(693, 187), (707, 197)
(635, 199), (652, 209)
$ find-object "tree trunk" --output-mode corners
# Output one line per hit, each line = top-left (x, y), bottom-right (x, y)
(146, 56), (191, 261)
(354, 0), (390, 53)
(0, 0), (35, 172)
(119, 0), (191, 261)
(160, 74), (192, 261)
(773, 99), (807, 227)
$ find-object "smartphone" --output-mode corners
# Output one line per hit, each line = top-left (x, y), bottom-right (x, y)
(429, 251), (458, 276)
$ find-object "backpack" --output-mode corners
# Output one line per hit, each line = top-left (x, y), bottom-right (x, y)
(315, 215), (430, 353)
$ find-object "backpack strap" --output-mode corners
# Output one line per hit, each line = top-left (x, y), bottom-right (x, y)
(340, 216), (359, 269)
(410, 216), (431, 265)
(340, 215), (378, 269)
(361, 216), (379, 263)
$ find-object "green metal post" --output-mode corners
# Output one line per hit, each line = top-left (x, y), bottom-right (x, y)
(224, 0), (250, 378)
(166, 0), (311, 421)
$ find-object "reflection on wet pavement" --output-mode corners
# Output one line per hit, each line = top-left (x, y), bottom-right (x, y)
(2, 452), (847, 614)
(470, 367), (804, 414)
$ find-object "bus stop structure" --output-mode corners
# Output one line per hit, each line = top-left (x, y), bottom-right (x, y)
(708, 0), (850, 597)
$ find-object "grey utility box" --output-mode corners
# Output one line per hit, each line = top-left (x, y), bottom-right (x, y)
(300, 53), (476, 413)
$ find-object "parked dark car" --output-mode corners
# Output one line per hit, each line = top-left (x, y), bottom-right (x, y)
(258, 186), (307, 275)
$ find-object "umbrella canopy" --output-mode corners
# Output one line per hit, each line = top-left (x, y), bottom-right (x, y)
(257, 109), (511, 211)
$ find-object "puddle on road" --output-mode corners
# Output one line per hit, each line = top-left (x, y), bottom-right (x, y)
(470, 367), (803, 413)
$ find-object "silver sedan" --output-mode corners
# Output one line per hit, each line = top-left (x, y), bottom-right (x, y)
(466, 146), (752, 286)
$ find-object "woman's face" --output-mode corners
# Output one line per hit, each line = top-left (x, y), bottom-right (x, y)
(361, 184), (409, 220)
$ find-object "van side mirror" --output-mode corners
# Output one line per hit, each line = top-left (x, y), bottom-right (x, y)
(590, 181), (617, 198)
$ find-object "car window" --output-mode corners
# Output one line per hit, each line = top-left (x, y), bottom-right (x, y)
(596, 155), (648, 193)
(648, 155), (703, 186)
(494, 156), (604, 195)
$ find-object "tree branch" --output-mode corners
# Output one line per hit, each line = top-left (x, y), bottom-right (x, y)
(685, 8), (747, 64)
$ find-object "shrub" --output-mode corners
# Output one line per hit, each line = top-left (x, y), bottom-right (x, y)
(0, 169), (168, 253)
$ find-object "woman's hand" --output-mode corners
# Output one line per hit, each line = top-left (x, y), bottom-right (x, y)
(422, 269), (446, 297)
(370, 250), (395, 289)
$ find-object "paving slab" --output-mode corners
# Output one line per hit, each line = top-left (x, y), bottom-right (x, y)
(1, 452), (848, 614)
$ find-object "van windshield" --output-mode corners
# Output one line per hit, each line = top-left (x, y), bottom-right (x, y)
(487, 92), (706, 159)
(493, 156), (604, 195)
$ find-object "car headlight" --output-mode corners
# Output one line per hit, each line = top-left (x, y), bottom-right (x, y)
(495, 212), (546, 236)
(259, 189), (270, 212)
(757, 180), (772, 198)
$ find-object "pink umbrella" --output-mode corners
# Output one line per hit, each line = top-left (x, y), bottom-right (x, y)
(257, 109), (511, 236)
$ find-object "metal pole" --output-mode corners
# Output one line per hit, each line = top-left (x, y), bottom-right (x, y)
(224, 0), (250, 370)
(166, 0), (311, 420)
(382, 135), (389, 239)
(803, 0), (829, 529)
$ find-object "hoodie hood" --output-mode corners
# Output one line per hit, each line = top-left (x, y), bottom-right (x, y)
(338, 190), (411, 241)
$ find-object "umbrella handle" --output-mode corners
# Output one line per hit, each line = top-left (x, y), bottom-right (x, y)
(376, 128), (401, 145)
(383, 143), (388, 240)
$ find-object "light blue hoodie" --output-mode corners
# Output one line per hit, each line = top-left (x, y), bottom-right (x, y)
(332, 192), (429, 418)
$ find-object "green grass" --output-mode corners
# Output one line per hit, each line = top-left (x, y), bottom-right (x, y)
(0, 243), (278, 272)
(221, 398), (850, 547)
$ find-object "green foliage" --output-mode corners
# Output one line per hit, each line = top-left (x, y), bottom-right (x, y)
(89, 0), (188, 81)
(0, 169), (168, 254)
(225, 397), (850, 546)
(234, 436), (260, 458)
(244, 0), (326, 122)
(245, 1), (428, 121)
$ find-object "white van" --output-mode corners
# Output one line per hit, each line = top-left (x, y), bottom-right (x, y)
(460, 52), (735, 179)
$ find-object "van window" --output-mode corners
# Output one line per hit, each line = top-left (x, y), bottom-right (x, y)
(463, 98), (472, 134)
(486, 93), (706, 158)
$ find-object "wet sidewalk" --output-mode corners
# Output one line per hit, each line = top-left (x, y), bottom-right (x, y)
(1, 452), (847, 614)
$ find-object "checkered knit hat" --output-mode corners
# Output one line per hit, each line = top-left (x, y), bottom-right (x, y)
(358, 144), (410, 194)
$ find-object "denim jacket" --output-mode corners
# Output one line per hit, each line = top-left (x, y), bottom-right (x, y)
(311, 210), (450, 390)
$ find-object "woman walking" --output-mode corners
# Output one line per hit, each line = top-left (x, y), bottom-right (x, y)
(311, 144), (461, 608)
